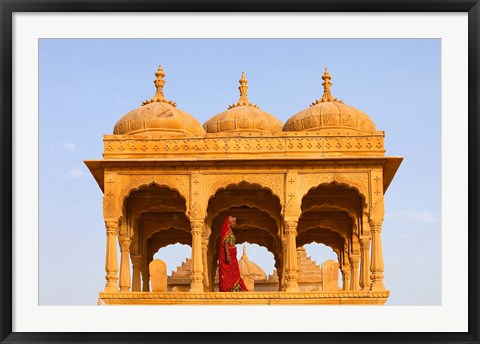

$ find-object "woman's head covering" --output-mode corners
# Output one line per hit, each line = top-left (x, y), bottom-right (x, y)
(221, 216), (233, 240)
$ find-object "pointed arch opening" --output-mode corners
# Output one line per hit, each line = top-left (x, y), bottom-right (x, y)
(121, 184), (191, 292)
(298, 182), (364, 291)
(204, 182), (283, 291)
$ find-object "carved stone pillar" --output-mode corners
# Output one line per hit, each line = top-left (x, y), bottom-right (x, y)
(284, 221), (299, 292)
(370, 219), (385, 290)
(141, 264), (150, 292)
(119, 237), (132, 292)
(104, 220), (119, 292)
(359, 237), (371, 290)
(342, 266), (351, 291)
(190, 220), (204, 293)
(131, 255), (142, 292)
(349, 255), (360, 291)
(280, 239), (287, 291)
(201, 236), (209, 291)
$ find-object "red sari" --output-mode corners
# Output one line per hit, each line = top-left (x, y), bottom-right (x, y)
(218, 216), (248, 292)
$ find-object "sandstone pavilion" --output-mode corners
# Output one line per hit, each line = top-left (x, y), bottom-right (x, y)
(85, 66), (402, 305)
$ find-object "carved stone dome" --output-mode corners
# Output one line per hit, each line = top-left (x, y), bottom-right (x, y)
(238, 245), (267, 280)
(204, 73), (283, 134)
(114, 66), (206, 137)
(283, 69), (376, 133)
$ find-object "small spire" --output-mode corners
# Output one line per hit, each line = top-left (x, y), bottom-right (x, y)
(228, 72), (259, 109)
(238, 72), (249, 103)
(242, 244), (248, 257)
(142, 65), (177, 106)
(322, 68), (333, 98)
(311, 67), (343, 106)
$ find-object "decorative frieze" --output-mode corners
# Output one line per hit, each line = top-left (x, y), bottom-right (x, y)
(103, 134), (385, 159)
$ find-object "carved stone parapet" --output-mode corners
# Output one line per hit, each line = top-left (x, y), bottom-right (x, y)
(103, 134), (385, 159)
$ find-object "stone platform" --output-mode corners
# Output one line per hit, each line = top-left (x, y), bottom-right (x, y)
(99, 290), (390, 305)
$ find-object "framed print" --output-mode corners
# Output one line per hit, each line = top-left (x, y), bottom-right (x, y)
(1, 1), (479, 343)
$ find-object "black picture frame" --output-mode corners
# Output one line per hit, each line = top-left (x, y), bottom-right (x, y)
(1, 1), (479, 343)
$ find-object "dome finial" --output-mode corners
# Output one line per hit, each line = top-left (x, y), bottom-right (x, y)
(322, 68), (333, 99)
(243, 244), (247, 257)
(310, 68), (343, 106)
(142, 65), (177, 107)
(228, 72), (259, 109)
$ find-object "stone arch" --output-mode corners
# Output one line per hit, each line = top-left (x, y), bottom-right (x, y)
(206, 197), (281, 228)
(302, 203), (359, 221)
(118, 175), (190, 215)
(209, 212), (280, 256)
(301, 203), (360, 238)
(300, 183), (364, 236)
(298, 173), (369, 210)
(123, 183), (191, 286)
(147, 229), (192, 262)
(297, 228), (344, 261)
(205, 204), (281, 291)
(205, 181), (282, 234)
(204, 174), (285, 212)
(299, 183), (362, 262)
(140, 201), (187, 215)
(142, 216), (192, 243)
(122, 184), (188, 235)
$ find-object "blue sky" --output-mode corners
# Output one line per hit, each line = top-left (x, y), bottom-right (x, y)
(39, 38), (441, 305)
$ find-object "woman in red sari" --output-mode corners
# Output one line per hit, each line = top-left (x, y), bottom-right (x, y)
(218, 216), (248, 292)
